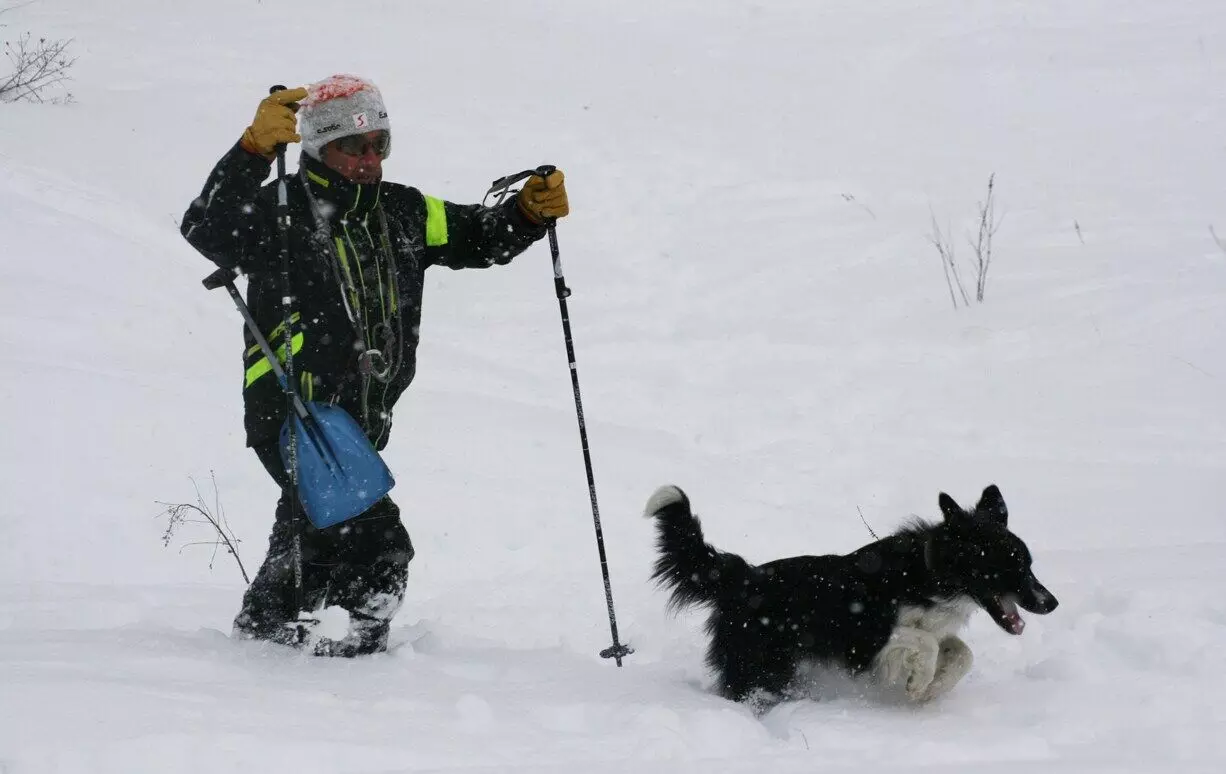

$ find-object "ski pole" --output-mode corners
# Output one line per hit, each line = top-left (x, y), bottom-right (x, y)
(486, 166), (633, 666)
(265, 84), (312, 642)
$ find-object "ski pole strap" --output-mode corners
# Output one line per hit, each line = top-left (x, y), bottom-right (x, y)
(484, 164), (557, 207)
(484, 164), (568, 294)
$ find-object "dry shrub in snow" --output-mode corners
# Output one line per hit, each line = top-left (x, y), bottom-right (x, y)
(1, 3), (75, 103)
(929, 174), (1001, 309)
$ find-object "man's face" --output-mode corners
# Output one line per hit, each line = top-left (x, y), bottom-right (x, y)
(321, 130), (390, 185)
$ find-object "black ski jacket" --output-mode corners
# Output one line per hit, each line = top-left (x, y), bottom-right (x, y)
(182, 143), (546, 449)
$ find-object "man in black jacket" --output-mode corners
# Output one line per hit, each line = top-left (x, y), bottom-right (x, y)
(181, 74), (569, 656)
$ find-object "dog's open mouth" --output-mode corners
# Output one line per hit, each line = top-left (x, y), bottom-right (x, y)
(989, 595), (1025, 635)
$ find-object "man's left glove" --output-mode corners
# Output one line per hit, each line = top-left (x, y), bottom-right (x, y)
(517, 169), (570, 224)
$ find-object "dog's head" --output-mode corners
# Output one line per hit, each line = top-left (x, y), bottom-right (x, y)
(928, 485), (1058, 635)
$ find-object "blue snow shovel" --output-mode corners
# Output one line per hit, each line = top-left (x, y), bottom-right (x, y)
(202, 266), (395, 529)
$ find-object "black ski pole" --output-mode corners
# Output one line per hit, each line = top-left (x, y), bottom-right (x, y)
(201, 86), (314, 644)
(269, 83), (310, 643)
(496, 165), (633, 666)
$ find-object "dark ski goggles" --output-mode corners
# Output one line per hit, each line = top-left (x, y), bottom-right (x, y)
(332, 131), (391, 158)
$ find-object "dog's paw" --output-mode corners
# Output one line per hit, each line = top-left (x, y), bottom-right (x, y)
(875, 644), (908, 685)
(874, 627), (940, 699)
(903, 643), (939, 699)
(916, 636), (974, 702)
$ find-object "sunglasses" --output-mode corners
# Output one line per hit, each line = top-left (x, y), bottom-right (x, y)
(332, 131), (391, 158)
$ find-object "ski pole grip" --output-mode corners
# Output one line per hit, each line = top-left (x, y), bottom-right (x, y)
(534, 164), (557, 178)
(268, 83), (300, 111)
(268, 84), (300, 166)
(202, 267), (239, 291)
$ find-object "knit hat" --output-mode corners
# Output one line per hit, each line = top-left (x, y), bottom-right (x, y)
(298, 74), (391, 159)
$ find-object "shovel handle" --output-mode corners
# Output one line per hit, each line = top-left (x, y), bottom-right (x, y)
(202, 267), (238, 291)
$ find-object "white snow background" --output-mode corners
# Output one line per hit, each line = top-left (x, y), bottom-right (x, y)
(2, 0), (1225, 771)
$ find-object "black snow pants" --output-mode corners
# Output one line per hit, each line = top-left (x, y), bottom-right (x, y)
(232, 442), (414, 656)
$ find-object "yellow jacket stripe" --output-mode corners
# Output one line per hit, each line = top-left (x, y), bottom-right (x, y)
(245, 332), (305, 388)
(246, 312), (301, 358)
(424, 195), (449, 247)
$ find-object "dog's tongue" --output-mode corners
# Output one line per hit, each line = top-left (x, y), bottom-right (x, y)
(999, 596), (1025, 634)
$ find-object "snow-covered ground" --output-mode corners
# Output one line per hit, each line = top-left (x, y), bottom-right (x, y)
(2, 0), (1224, 771)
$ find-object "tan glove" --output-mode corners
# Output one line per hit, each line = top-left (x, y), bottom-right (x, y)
(239, 87), (308, 159)
(517, 169), (569, 224)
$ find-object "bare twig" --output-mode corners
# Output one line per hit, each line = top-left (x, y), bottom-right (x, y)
(928, 212), (969, 309)
(0, 31), (74, 103)
(857, 506), (880, 541)
(1211, 225), (1226, 255)
(927, 175), (1002, 309)
(967, 173), (1000, 303)
(156, 472), (250, 583)
(0, 2), (39, 20)
(840, 193), (877, 221)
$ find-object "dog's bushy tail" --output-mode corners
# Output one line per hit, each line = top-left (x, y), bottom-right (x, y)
(644, 485), (753, 613)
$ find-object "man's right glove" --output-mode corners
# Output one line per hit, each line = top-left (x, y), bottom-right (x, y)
(517, 169), (570, 224)
(239, 87), (308, 159)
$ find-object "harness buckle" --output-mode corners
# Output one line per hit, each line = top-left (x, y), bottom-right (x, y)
(358, 349), (392, 383)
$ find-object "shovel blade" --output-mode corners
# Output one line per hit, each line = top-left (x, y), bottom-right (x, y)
(280, 402), (395, 529)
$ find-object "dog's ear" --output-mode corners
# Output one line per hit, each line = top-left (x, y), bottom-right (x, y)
(938, 492), (968, 523)
(974, 484), (1008, 526)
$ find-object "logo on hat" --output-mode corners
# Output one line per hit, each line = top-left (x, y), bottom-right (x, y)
(352, 112), (368, 129)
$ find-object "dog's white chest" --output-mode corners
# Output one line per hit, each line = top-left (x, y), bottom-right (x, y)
(896, 597), (976, 640)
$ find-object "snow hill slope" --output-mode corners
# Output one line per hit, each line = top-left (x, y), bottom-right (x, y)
(1, 1), (1224, 771)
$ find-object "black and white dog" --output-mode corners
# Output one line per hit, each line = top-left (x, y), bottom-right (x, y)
(645, 484), (1058, 704)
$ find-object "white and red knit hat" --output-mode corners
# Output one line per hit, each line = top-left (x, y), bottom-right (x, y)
(298, 74), (391, 159)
